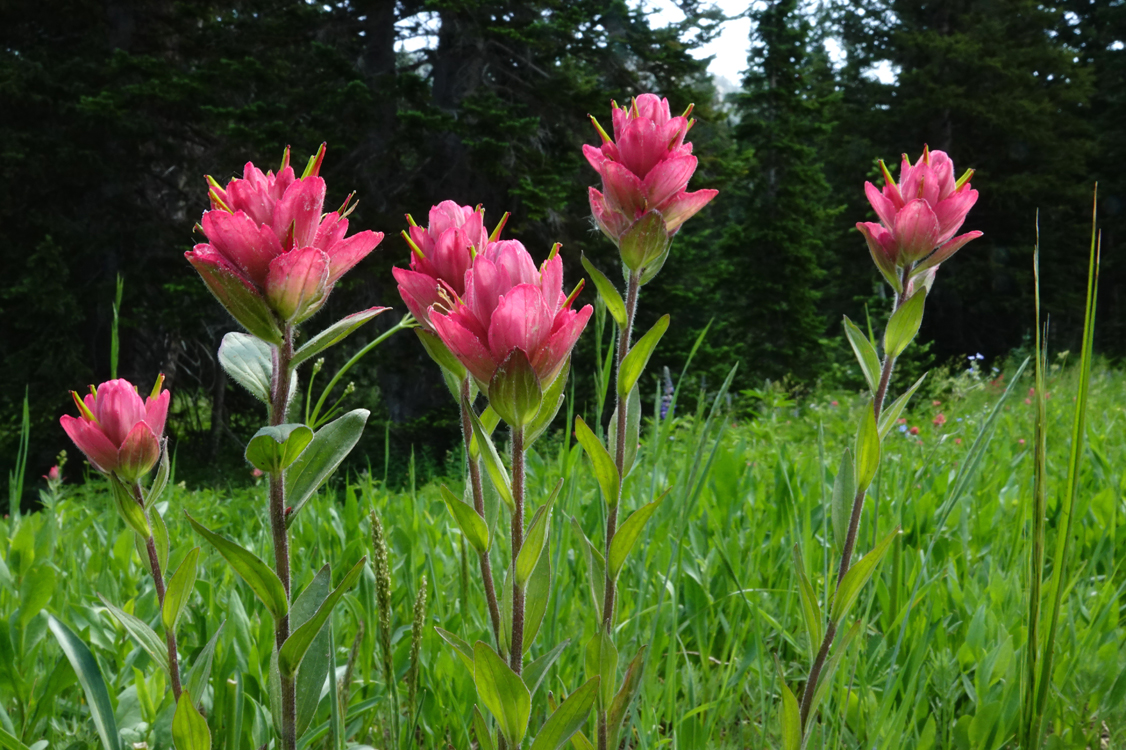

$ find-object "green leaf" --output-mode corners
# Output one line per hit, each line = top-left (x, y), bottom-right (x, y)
(854, 403), (881, 493)
(524, 639), (570, 698)
(145, 448), (172, 508)
(171, 690), (211, 750)
(618, 315), (670, 397)
(134, 507), (169, 579)
(109, 474), (150, 538)
(574, 416), (619, 508)
(884, 287), (927, 358)
(571, 516), (605, 621)
(522, 545), (552, 655)
(468, 405), (501, 460)
(605, 646), (646, 750)
(469, 408), (514, 511)
(830, 448), (855, 550)
(185, 514), (288, 621)
(514, 481), (560, 588)
(291, 567), (332, 737)
(291, 307), (388, 367)
(843, 316), (882, 394)
(585, 630), (617, 709)
(618, 211), (671, 273)
(607, 498), (661, 579)
(526, 359), (570, 447)
(580, 254), (626, 327)
(878, 372), (928, 439)
(778, 674), (800, 750)
(0, 727), (31, 750)
(278, 558), (366, 678)
(806, 621), (861, 727)
(218, 332), (274, 403)
(607, 385), (641, 479)
(489, 348), (543, 427)
(473, 705), (495, 750)
(435, 626), (476, 673)
(183, 621), (224, 707)
(18, 565), (55, 631)
(285, 409), (369, 525)
(440, 484), (490, 553)
(97, 595), (169, 676)
(416, 328), (467, 380)
(162, 547), (200, 633)
(473, 641), (531, 747)
(46, 615), (122, 750)
(530, 677), (600, 750)
(792, 545), (822, 661)
(245, 424), (314, 474)
(831, 526), (899, 624)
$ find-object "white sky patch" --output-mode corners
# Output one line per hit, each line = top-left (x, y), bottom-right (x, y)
(640, 0), (752, 87)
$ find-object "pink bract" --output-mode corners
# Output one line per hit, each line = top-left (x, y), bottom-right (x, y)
(429, 240), (592, 389)
(186, 145), (383, 337)
(858, 146), (982, 286)
(60, 378), (170, 482)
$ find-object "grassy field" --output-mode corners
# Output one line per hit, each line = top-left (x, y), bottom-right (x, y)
(1, 356), (1124, 749)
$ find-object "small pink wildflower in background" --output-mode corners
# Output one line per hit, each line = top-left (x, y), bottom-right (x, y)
(251, 468), (264, 478)
(932, 400), (941, 406)
(909, 425), (920, 435)
(933, 413), (946, 427)
(897, 418), (907, 425)
(1025, 398), (1032, 405)
(830, 400), (839, 407)
(1019, 439), (1026, 446)
(955, 438), (962, 445)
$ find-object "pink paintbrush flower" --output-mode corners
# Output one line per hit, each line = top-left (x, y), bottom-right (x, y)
(186, 144), (383, 341)
(857, 146), (982, 291)
(60, 377), (170, 482)
(584, 94), (718, 277)
(393, 201), (491, 333)
(429, 240), (592, 425)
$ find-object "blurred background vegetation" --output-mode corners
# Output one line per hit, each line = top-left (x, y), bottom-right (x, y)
(2, 0), (1122, 491)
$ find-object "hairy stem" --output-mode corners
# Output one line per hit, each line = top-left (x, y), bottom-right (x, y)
(269, 326), (296, 750)
(459, 378), (503, 648)
(510, 425), (526, 673)
(799, 269), (910, 730)
(132, 482), (182, 701)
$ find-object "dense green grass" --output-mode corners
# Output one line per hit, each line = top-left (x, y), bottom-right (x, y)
(2, 357), (1124, 749)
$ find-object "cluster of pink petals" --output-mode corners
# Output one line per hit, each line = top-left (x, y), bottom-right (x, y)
(429, 240), (593, 388)
(60, 379), (170, 482)
(393, 201), (489, 332)
(584, 94), (718, 244)
(186, 147), (383, 335)
(857, 147), (982, 284)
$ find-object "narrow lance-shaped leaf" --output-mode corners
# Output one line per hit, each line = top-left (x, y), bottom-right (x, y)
(473, 641), (531, 747)
(854, 403), (880, 493)
(585, 630), (618, 709)
(145, 447), (172, 508)
(184, 621), (224, 708)
(291, 306), (389, 367)
(440, 484), (490, 553)
(618, 314), (670, 397)
(278, 557), (367, 678)
(606, 646), (647, 750)
(171, 690), (211, 750)
(607, 497), (662, 578)
(185, 514), (288, 621)
(522, 545), (552, 655)
(469, 407), (514, 511)
(514, 480), (561, 587)
(573, 416), (619, 508)
(831, 526), (899, 624)
(435, 626), (476, 673)
(524, 639), (570, 698)
(109, 474), (150, 538)
(884, 287), (927, 358)
(285, 409), (369, 525)
(792, 544), (822, 661)
(97, 595), (169, 676)
(47, 615), (122, 750)
(529, 677), (600, 750)
(878, 372), (928, 439)
(162, 547), (200, 632)
(580, 254), (626, 327)
(843, 316), (882, 394)
(473, 705), (496, 750)
(830, 448), (855, 550)
(778, 673), (800, 750)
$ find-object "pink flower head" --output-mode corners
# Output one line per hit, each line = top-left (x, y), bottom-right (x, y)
(584, 94), (718, 276)
(393, 201), (492, 333)
(430, 240), (593, 424)
(933, 413), (946, 427)
(186, 144), (384, 341)
(857, 146), (982, 292)
(60, 376), (170, 482)
(909, 425), (920, 436)
(44, 465), (61, 482)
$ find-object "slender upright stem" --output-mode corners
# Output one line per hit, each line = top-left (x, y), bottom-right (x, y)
(509, 426), (526, 673)
(799, 269), (910, 730)
(131, 482), (182, 701)
(598, 271), (641, 750)
(269, 326), (296, 750)
(459, 378), (503, 647)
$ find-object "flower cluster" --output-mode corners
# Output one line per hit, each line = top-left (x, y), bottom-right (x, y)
(858, 146), (981, 292)
(186, 145), (383, 342)
(61, 377), (169, 482)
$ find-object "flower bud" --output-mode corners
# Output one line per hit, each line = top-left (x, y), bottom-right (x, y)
(60, 377), (170, 483)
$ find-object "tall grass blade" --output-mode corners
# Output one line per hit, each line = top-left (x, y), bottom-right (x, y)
(47, 615), (122, 750)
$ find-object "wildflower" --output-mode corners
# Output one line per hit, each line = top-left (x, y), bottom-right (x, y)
(933, 413), (946, 427)
(1018, 439), (1026, 446)
(44, 465), (61, 482)
(955, 438), (962, 445)
(60, 377), (169, 483)
(660, 366), (675, 419)
(430, 240), (592, 425)
(897, 418), (907, 425)
(251, 467), (264, 478)
(830, 400), (839, 407)
(186, 145), (383, 341)
(932, 400), (941, 406)
(857, 146), (982, 291)
(584, 94), (718, 277)
(393, 201), (491, 333)
(909, 425), (920, 436)
(1025, 399), (1032, 405)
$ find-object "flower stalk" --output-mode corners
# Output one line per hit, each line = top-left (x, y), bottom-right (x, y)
(131, 481), (182, 701)
(509, 425), (526, 673)
(269, 324), (296, 750)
